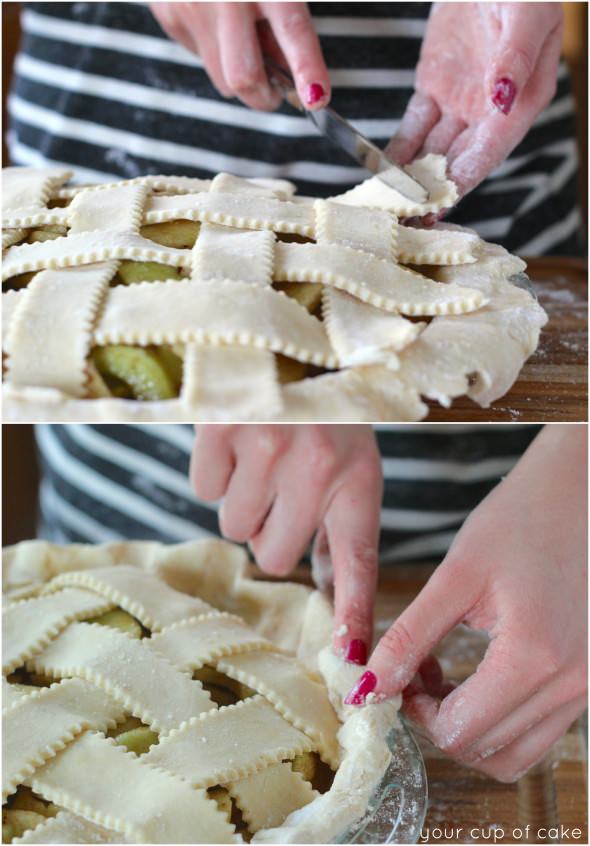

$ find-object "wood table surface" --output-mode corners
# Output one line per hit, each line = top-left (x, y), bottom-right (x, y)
(373, 565), (588, 844)
(428, 256), (588, 423)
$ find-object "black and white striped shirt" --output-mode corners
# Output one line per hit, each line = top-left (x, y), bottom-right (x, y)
(8, 2), (583, 255)
(36, 425), (542, 563)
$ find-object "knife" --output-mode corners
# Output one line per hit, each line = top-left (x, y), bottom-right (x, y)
(264, 56), (428, 203)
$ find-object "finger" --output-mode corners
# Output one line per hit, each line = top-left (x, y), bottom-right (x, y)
(256, 18), (290, 71)
(446, 121), (505, 197)
(325, 477), (382, 662)
(262, 2), (330, 109)
(418, 113), (467, 157)
(448, 25), (562, 196)
(152, 4), (232, 97)
(190, 425), (236, 500)
(385, 92), (440, 165)
(485, 4), (562, 115)
(151, 3), (197, 53)
(403, 691), (440, 728)
(218, 431), (287, 542)
(418, 654), (444, 698)
(217, 4), (280, 110)
(366, 560), (478, 698)
(310, 524), (334, 591)
(415, 633), (560, 757)
(461, 666), (587, 764)
(465, 694), (586, 783)
(249, 485), (323, 577)
(440, 681), (456, 698)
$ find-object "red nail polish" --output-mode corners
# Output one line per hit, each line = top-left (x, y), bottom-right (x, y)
(491, 77), (516, 115)
(344, 638), (367, 665)
(344, 670), (377, 705)
(305, 82), (325, 106)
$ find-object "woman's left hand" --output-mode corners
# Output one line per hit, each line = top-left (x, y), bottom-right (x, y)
(387, 2), (564, 198)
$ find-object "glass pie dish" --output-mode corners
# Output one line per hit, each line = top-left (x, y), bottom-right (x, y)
(338, 716), (428, 844)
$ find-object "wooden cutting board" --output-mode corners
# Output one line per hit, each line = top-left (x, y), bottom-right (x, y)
(428, 257), (588, 423)
(373, 565), (588, 844)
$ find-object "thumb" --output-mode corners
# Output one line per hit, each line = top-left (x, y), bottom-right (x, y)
(362, 560), (479, 700)
(485, 7), (557, 114)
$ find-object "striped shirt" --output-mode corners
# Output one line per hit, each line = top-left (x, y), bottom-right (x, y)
(36, 425), (542, 564)
(7, 2), (583, 255)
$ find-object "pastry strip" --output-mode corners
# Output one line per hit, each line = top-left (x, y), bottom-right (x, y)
(229, 763), (317, 833)
(143, 695), (313, 787)
(2, 167), (72, 213)
(4, 264), (114, 397)
(181, 345), (283, 421)
(149, 613), (277, 670)
(192, 224), (274, 286)
(28, 731), (236, 844)
(57, 174), (212, 199)
(2, 231), (190, 279)
(28, 622), (215, 733)
(209, 172), (287, 198)
(2, 290), (25, 349)
(46, 566), (215, 631)
(331, 153), (458, 217)
(396, 225), (479, 265)
(1, 209), (68, 229)
(3, 678), (123, 800)
(144, 192), (315, 236)
(216, 651), (340, 768)
(277, 367), (426, 422)
(2, 677), (30, 710)
(68, 184), (148, 234)
(274, 241), (486, 315)
(322, 287), (422, 368)
(3, 588), (114, 674)
(94, 279), (336, 367)
(15, 810), (124, 844)
(2, 228), (26, 249)
(314, 199), (396, 260)
(315, 199), (421, 369)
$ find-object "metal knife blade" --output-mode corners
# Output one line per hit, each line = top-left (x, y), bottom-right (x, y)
(307, 107), (428, 202)
(264, 56), (428, 203)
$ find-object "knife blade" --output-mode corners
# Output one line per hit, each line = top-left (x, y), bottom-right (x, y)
(264, 57), (428, 203)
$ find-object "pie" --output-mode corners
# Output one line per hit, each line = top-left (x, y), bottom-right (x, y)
(2, 156), (547, 422)
(2, 539), (399, 844)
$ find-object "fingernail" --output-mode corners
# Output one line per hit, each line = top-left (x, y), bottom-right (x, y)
(344, 670), (377, 705)
(344, 638), (367, 665)
(491, 77), (516, 115)
(305, 82), (325, 107)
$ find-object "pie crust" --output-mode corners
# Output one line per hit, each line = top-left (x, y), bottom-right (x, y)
(2, 539), (400, 844)
(1, 157), (547, 422)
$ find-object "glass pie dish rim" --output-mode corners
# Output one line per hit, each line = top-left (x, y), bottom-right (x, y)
(336, 714), (428, 844)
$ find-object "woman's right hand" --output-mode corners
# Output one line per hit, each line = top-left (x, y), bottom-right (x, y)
(190, 424), (383, 661)
(150, 2), (330, 112)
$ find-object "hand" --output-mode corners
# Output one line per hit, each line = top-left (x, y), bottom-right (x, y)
(349, 425), (587, 782)
(150, 2), (330, 111)
(190, 425), (383, 660)
(387, 2), (564, 198)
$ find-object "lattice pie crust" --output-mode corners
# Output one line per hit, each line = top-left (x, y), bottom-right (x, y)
(2, 539), (399, 844)
(2, 158), (547, 422)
